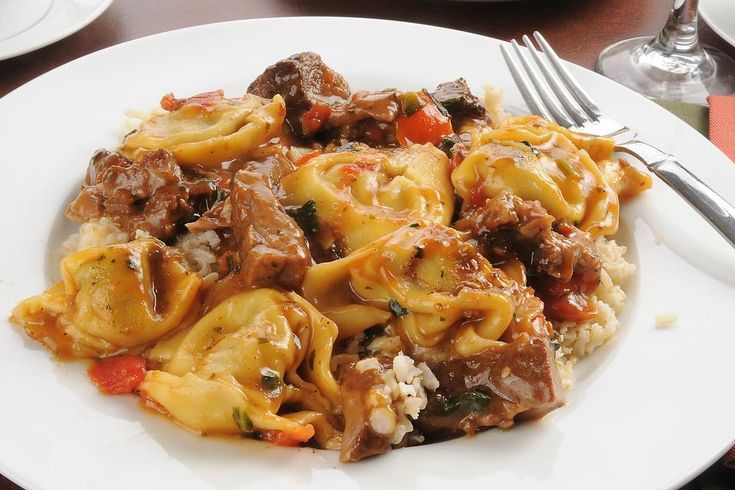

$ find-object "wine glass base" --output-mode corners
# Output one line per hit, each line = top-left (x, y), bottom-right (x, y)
(596, 36), (735, 105)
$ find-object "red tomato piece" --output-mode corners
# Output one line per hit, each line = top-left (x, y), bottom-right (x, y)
(260, 424), (315, 446)
(160, 89), (224, 112)
(88, 356), (147, 395)
(396, 91), (453, 146)
(301, 104), (332, 136)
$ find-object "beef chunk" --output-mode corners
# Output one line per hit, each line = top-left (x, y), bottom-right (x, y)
(339, 364), (392, 463)
(186, 153), (295, 233)
(431, 78), (486, 119)
(417, 335), (564, 438)
(454, 191), (601, 322)
(230, 169), (311, 290)
(66, 149), (193, 241)
(248, 52), (350, 138)
(326, 89), (400, 146)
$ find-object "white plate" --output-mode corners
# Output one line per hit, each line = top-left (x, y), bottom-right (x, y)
(1, 17), (735, 490)
(0, 0), (113, 61)
(701, 0), (735, 48)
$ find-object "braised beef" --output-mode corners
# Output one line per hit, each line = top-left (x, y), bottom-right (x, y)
(339, 364), (392, 463)
(66, 149), (194, 240)
(230, 169), (311, 290)
(431, 78), (486, 119)
(325, 89), (400, 146)
(454, 191), (601, 322)
(248, 52), (351, 138)
(417, 334), (564, 439)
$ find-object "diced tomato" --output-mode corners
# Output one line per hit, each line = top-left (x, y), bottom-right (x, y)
(396, 91), (453, 146)
(260, 424), (315, 446)
(160, 89), (224, 112)
(88, 356), (147, 395)
(301, 104), (332, 136)
(469, 185), (487, 208)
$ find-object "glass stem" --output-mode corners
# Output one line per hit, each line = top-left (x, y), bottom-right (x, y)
(652, 0), (701, 54)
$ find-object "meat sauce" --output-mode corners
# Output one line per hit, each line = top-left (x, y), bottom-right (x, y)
(51, 51), (638, 462)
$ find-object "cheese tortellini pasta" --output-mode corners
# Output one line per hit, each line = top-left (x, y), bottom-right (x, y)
(139, 289), (341, 445)
(302, 223), (550, 356)
(281, 144), (455, 254)
(121, 91), (286, 167)
(10, 238), (201, 358)
(453, 115), (648, 237)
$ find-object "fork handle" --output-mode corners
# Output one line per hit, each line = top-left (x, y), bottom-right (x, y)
(617, 141), (735, 249)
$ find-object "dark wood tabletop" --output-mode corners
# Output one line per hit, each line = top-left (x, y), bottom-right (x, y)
(1, 0), (734, 489)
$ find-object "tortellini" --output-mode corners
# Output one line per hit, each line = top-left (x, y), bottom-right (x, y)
(121, 91), (286, 167)
(302, 223), (549, 356)
(10, 238), (201, 358)
(453, 115), (624, 237)
(139, 289), (341, 445)
(281, 144), (455, 255)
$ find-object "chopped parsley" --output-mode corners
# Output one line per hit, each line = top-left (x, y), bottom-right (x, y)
(389, 299), (409, 317)
(520, 140), (541, 156)
(288, 200), (320, 236)
(360, 325), (385, 348)
(335, 142), (359, 152)
(401, 91), (425, 117)
(409, 222), (420, 228)
(413, 246), (425, 259)
(226, 254), (240, 274)
(260, 368), (283, 394)
(433, 390), (492, 415)
(232, 407), (253, 433)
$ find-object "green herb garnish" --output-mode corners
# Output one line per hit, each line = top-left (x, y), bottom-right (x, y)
(389, 299), (409, 317)
(360, 326), (384, 348)
(414, 246), (425, 259)
(433, 390), (492, 415)
(520, 140), (541, 156)
(288, 200), (320, 236)
(260, 368), (283, 394)
(232, 407), (253, 433)
(335, 142), (359, 152)
(226, 254), (240, 274)
(401, 91), (425, 117)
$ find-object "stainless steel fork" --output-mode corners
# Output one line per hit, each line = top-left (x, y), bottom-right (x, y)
(501, 31), (735, 249)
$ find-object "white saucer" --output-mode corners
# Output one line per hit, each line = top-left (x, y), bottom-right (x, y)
(0, 0), (114, 61)
(700, 0), (735, 49)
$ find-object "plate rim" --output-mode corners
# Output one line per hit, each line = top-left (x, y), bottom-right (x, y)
(0, 0), (115, 61)
(1, 15), (735, 490)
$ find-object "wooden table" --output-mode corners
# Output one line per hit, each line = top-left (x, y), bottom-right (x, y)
(1, 0), (733, 488)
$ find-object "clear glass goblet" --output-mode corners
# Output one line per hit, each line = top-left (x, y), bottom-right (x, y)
(596, 0), (735, 104)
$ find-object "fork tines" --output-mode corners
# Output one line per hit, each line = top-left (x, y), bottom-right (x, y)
(500, 32), (602, 130)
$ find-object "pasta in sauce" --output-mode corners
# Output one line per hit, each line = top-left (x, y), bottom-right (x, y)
(10, 52), (651, 462)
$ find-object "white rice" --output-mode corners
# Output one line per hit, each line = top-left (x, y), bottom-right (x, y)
(555, 238), (636, 388)
(176, 230), (221, 278)
(61, 218), (221, 281)
(357, 352), (438, 445)
(61, 217), (130, 257)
